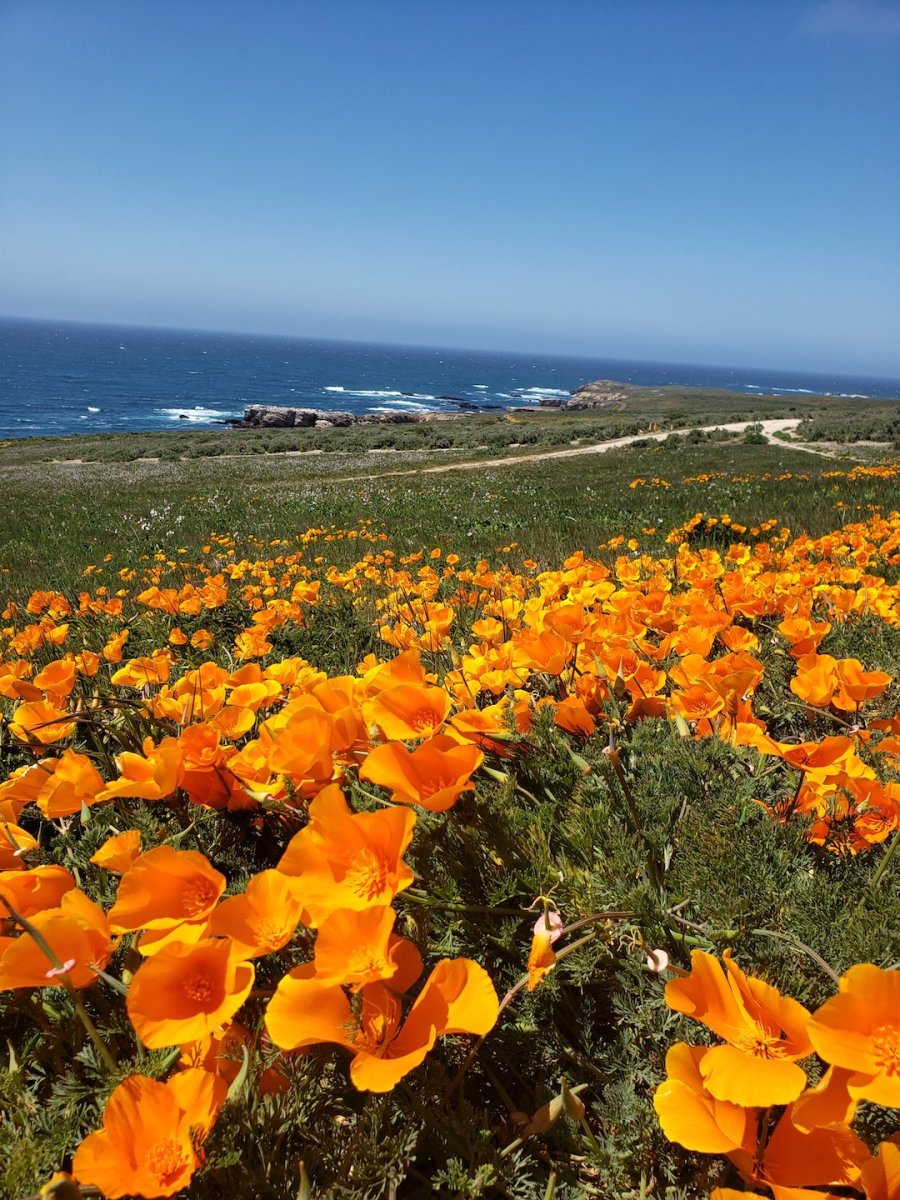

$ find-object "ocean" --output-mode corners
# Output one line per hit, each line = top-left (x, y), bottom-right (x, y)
(1, 316), (899, 440)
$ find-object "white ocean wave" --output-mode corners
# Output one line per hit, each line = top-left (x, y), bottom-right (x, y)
(371, 402), (433, 413)
(523, 387), (569, 396)
(159, 406), (234, 422)
(472, 384), (488, 390)
(324, 386), (345, 392)
(87, 406), (100, 413)
(330, 389), (439, 401)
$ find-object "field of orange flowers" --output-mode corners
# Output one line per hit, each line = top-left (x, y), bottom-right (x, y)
(1, 485), (899, 1197)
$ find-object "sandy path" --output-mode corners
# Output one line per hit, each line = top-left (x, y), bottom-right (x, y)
(335, 418), (808, 482)
(38, 417), (853, 477)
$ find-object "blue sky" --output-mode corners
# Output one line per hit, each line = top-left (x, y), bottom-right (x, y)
(1, 0), (899, 374)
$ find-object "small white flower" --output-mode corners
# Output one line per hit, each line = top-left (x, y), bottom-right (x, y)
(645, 948), (669, 974)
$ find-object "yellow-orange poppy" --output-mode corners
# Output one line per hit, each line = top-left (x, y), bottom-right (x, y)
(127, 937), (255, 1048)
(664, 949), (813, 1106)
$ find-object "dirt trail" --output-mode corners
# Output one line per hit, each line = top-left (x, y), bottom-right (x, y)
(336, 418), (813, 482)
(41, 417), (852, 475)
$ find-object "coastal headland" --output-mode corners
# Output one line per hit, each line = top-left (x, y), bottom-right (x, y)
(1, 379), (898, 470)
(225, 377), (809, 429)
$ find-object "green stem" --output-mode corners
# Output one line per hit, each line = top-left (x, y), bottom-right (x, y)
(749, 927), (840, 985)
(402, 894), (529, 917)
(868, 829), (899, 894)
(448, 930), (600, 1095)
(579, 1114), (605, 1160)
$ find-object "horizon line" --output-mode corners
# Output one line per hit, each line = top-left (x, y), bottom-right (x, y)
(2, 310), (899, 386)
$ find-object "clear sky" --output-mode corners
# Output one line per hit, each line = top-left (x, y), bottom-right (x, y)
(1, 0), (899, 374)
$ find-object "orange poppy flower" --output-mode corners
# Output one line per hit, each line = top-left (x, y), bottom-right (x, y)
(664, 949), (814, 1105)
(32, 657), (77, 699)
(277, 783), (415, 926)
(360, 734), (483, 812)
(0, 761), (56, 823)
(511, 628), (570, 675)
(35, 749), (105, 818)
(107, 846), (225, 934)
(526, 929), (557, 992)
(266, 957), (498, 1092)
(259, 707), (336, 795)
(97, 736), (184, 803)
(311, 905), (398, 990)
(368, 683), (451, 741)
(127, 937), (255, 1048)
(0, 889), (115, 990)
(769, 736), (857, 774)
(669, 685), (726, 724)
(208, 869), (305, 959)
(8, 700), (76, 746)
(358, 649), (427, 696)
(89, 829), (142, 874)
(208, 704), (257, 740)
(832, 658), (892, 711)
(0, 822), (38, 870)
(72, 1069), (226, 1198)
(860, 1138), (900, 1200)
(552, 695), (597, 737)
(656, 1045), (867, 1192)
(446, 700), (518, 755)
(0, 864), (74, 918)
(791, 654), (839, 709)
(653, 1041), (756, 1162)
(111, 655), (172, 689)
(758, 1090), (869, 1192)
(807, 963), (900, 1107)
(179, 1020), (289, 1096)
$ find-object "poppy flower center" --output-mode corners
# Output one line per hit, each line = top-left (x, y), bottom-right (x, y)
(873, 1024), (900, 1076)
(146, 1137), (192, 1188)
(410, 709), (440, 733)
(254, 915), (283, 942)
(731, 1027), (788, 1059)
(345, 848), (389, 901)
(181, 875), (219, 916)
(357, 1009), (394, 1055)
(347, 948), (390, 983)
(183, 971), (214, 1004)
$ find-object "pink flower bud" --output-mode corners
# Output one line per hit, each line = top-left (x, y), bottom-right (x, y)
(533, 911), (563, 944)
(45, 957), (77, 980)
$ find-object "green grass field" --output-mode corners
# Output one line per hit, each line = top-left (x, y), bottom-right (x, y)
(1, 412), (899, 1200)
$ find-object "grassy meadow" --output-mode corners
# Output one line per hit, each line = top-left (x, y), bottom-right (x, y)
(1, 408), (899, 1199)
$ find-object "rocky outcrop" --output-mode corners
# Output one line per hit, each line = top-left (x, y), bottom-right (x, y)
(227, 381), (647, 429)
(227, 405), (466, 430)
(566, 380), (635, 410)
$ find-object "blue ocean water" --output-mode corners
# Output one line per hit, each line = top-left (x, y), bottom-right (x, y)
(1, 316), (899, 440)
